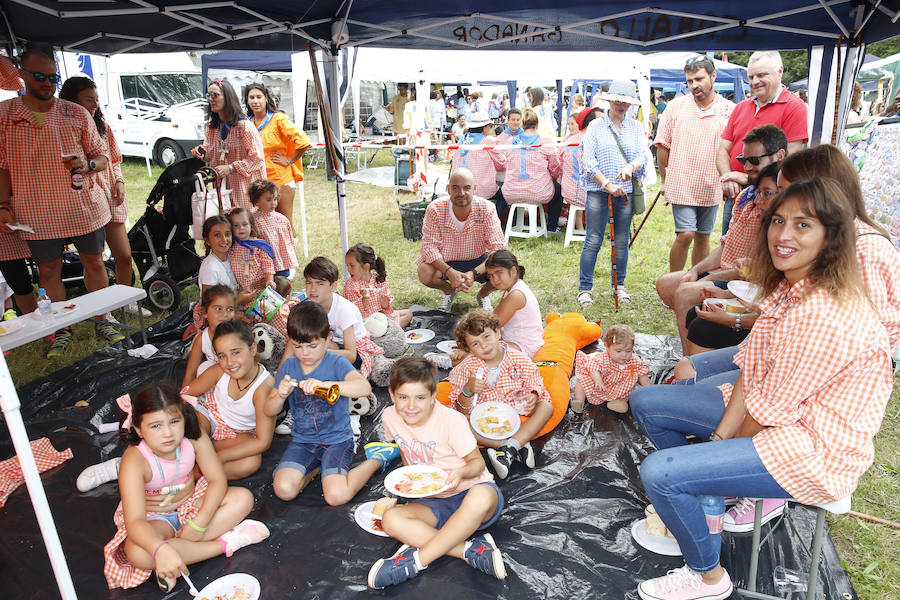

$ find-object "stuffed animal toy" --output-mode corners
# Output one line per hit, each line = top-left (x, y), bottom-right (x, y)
(251, 322), (286, 375)
(364, 313), (408, 358)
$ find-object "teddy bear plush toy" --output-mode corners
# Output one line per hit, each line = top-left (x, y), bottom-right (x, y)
(364, 313), (409, 388)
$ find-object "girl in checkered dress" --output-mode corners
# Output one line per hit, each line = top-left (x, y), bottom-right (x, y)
(249, 178), (297, 292)
(343, 242), (412, 328)
(103, 383), (268, 590)
(572, 324), (650, 414)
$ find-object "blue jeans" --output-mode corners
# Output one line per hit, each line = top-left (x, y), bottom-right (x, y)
(674, 346), (740, 386)
(579, 190), (633, 290)
(633, 384), (790, 572)
(721, 197), (734, 236)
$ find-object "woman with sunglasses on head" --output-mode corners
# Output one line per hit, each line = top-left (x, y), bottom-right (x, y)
(631, 178), (892, 600)
(194, 79), (265, 210)
(243, 82), (311, 233)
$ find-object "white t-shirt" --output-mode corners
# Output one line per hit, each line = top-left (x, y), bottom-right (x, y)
(199, 253), (237, 289)
(501, 280), (544, 360)
(328, 293), (367, 344)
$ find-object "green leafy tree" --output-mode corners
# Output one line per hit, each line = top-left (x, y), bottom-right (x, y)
(714, 50), (808, 86)
(867, 36), (900, 58)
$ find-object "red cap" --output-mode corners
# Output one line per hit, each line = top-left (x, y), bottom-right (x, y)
(575, 107), (598, 131)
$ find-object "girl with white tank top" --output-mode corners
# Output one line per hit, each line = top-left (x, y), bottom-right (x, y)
(485, 250), (544, 359)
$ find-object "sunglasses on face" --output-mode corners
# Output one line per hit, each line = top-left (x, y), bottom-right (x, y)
(206, 91), (221, 99)
(736, 150), (776, 166)
(22, 69), (60, 84)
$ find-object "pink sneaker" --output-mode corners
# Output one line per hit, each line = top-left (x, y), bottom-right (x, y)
(637, 565), (733, 600)
(219, 519), (270, 557)
(723, 498), (786, 533)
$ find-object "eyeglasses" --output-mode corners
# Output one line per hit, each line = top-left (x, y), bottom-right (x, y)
(756, 189), (778, 199)
(736, 150), (776, 166)
(22, 69), (60, 84)
(206, 92), (221, 99)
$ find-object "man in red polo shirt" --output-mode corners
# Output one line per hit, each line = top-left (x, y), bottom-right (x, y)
(716, 50), (807, 234)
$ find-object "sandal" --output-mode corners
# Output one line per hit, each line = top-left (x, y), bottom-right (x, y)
(615, 288), (631, 304)
(577, 291), (593, 307)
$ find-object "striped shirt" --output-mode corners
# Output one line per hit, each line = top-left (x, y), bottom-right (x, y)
(719, 279), (892, 504)
(418, 197), (506, 265)
(581, 114), (646, 194)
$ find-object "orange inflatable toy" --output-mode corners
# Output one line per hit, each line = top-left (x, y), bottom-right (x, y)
(436, 312), (602, 438)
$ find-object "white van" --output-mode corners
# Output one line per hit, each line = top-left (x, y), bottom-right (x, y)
(57, 51), (206, 167)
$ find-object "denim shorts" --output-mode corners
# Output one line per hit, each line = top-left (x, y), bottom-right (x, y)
(414, 481), (504, 529)
(275, 438), (354, 478)
(27, 227), (106, 264)
(441, 254), (488, 284)
(147, 510), (181, 531)
(274, 269), (290, 278)
(672, 204), (718, 234)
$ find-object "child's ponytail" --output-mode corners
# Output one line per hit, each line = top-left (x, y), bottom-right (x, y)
(347, 243), (388, 283)
(117, 383), (202, 445)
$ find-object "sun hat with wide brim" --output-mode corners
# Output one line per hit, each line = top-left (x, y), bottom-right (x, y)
(466, 110), (493, 129)
(596, 80), (640, 105)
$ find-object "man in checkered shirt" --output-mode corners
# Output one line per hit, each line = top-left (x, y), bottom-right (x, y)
(656, 124), (786, 350)
(0, 48), (123, 358)
(417, 168), (507, 313)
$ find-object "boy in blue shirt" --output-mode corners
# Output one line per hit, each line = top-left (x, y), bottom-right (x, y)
(266, 302), (398, 505)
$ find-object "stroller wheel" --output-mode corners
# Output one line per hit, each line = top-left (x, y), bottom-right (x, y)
(145, 274), (180, 312)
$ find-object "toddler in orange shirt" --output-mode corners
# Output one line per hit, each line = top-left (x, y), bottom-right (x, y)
(572, 324), (650, 414)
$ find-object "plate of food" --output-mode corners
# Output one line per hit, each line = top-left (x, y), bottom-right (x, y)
(353, 498), (395, 537)
(702, 298), (745, 314)
(195, 573), (260, 600)
(384, 465), (450, 498)
(405, 328), (435, 344)
(727, 280), (762, 305)
(32, 301), (78, 320)
(435, 339), (458, 354)
(469, 401), (520, 441)
(631, 518), (682, 556)
(0, 318), (26, 337)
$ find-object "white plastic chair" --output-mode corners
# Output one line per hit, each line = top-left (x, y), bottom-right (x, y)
(563, 204), (586, 247)
(505, 203), (547, 242)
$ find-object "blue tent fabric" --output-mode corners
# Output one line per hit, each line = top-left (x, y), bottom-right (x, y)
(651, 66), (747, 98)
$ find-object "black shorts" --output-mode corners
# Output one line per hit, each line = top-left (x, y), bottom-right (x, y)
(685, 306), (750, 349)
(0, 259), (33, 296)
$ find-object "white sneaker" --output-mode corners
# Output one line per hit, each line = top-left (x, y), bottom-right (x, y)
(437, 292), (457, 312)
(76, 457), (121, 492)
(124, 302), (152, 317)
(424, 351), (453, 370)
(477, 294), (492, 311)
(275, 411), (294, 435)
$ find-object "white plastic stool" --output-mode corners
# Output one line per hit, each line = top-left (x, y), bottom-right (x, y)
(564, 204), (586, 247)
(737, 496), (851, 600)
(505, 203), (547, 242)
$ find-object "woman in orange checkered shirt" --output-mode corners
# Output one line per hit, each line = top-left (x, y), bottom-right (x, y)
(629, 178), (893, 600)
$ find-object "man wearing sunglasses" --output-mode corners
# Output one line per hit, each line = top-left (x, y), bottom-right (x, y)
(655, 56), (734, 273)
(657, 124), (786, 352)
(0, 47), (121, 359)
(716, 50), (807, 235)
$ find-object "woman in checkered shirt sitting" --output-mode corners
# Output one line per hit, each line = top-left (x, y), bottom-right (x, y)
(628, 178), (893, 600)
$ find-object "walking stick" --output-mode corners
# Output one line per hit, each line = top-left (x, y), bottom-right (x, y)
(629, 190), (664, 248)
(609, 192), (619, 312)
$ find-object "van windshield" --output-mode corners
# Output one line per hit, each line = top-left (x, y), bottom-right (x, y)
(121, 73), (203, 106)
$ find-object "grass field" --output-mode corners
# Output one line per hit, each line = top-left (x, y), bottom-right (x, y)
(4, 150), (898, 598)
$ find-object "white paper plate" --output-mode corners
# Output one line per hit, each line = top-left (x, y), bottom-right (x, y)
(384, 465), (450, 498)
(702, 298), (745, 314)
(405, 328), (435, 344)
(31, 301), (79, 320)
(354, 500), (390, 537)
(727, 280), (762, 305)
(469, 401), (520, 441)
(0, 318), (26, 337)
(435, 339), (458, 354)
(631, 518), (682, 556)
(194, 573), (260, 600)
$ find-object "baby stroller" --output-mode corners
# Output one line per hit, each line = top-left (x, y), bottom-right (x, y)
(128, 157), (206, 311)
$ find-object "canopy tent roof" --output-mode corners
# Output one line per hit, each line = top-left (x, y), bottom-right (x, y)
(857, 52), (900, 105)
(647, 51), (748, 96)
(0, 1), (898, 56)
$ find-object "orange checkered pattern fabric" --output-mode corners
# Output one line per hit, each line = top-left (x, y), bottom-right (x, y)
(203, 387), (257, 441)
(499, 136), (562, 205)
(342, 276), (402, 324)
(0, 230), (30, 261)
(94, 124), (127, 223)
(418, 197), (506, 266)
(654, 94), (734, 207)
(719, 279), (893, 504)
(574, 350), (649, 405)
(103, 477), (209, 589)
(559, 132), (586, 207)
(448, 343), (551, 416)
(202, 119), (266, 210)
(254, 208), (298, 272)
(355, 334), (384, 379)
(856, 219), (900, 352)
(230, 241), (274, 298)
(451, 136), (503, 198)
(0, 437), (72, 507)
(719, 187), (761, 270)
(0, 97), (110, 240)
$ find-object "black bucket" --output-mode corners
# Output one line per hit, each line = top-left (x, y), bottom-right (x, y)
(398, 201), (427, 241)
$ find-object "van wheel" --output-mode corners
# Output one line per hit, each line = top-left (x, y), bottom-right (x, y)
(154, 139), (185, 168)
(145, 274), (180, 311)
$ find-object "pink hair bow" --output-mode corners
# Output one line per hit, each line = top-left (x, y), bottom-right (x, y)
(116, 394), (133, 430)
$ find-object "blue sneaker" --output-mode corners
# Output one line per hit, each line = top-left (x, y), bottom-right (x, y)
(364, 441), (400, 471)
(464, 533), (506, 580)
(367, 544), (418, 589)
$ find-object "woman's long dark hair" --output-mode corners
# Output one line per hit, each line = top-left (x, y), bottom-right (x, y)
(206, 78), (244, 128)
(120, 383), (201, 445)
(243, 81), (279, 117)
(59, 76), (105, 136)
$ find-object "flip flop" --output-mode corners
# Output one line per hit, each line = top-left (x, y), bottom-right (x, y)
(577, 291), (593, 307)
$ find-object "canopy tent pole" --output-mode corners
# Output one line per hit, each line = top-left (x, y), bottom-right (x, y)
(0, 352), (77, 600)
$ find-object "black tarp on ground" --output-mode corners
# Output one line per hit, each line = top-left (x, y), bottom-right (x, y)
(1, 307), (857, 599)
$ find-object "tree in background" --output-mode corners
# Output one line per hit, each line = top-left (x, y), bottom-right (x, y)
(715, 50), (808, 86)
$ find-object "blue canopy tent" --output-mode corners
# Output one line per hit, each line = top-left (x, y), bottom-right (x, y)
(648, 52), (749, 99)
(0, 2), (898, 598)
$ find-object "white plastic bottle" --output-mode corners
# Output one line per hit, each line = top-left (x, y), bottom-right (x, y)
(36, 288), (53, 322)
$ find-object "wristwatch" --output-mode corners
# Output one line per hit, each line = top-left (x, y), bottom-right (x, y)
(87, 159), (96, 172)
(733, 314), (743, 332)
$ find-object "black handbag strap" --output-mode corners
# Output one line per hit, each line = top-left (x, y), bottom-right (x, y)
(609, 123), (642, 188)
